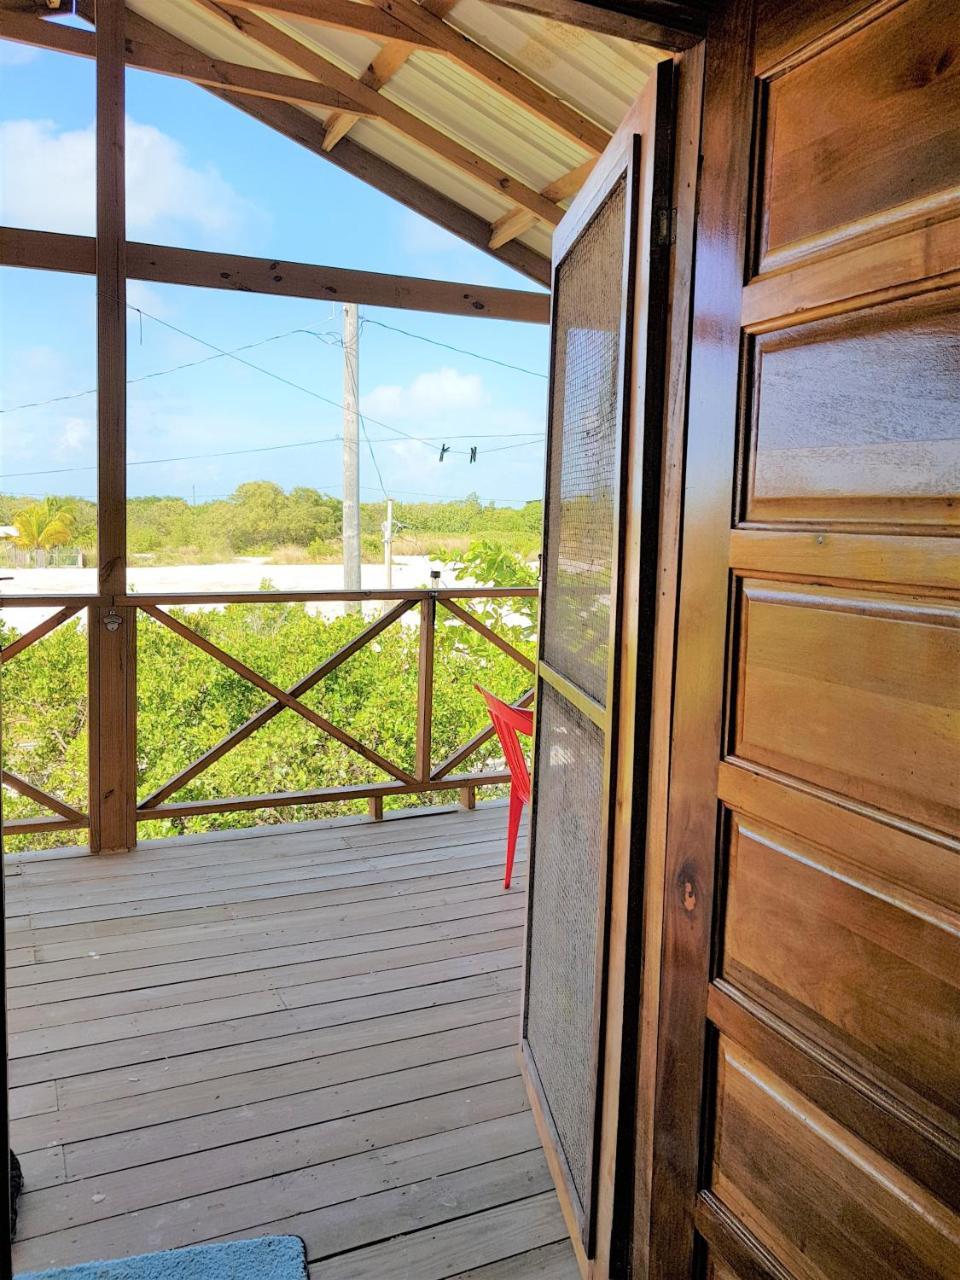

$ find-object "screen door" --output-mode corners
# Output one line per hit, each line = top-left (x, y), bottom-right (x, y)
(522, 66), (672, 1260)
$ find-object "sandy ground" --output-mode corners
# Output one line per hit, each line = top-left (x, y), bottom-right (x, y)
(0, 556), (466, 632)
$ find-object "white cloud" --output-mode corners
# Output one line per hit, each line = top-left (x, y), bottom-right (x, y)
(56, 417), (94, 456)
(0, 117), (257, 240)
(362, 367), (488, 421)
(0, 40), (39, 68)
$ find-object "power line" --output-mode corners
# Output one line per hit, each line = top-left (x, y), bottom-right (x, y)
(117, 307), (521, 460)
(2, 306), (545, 491)
(359, 317), (548, 380)
(0, 327), (339, 415)
(359, 413), (388, 500)
(1, 435), (343, 480)
(359, 485), (539, 503)
(1, 427), (543, 480)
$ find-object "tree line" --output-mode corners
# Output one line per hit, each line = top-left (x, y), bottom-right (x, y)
(0, 485), (544, 565)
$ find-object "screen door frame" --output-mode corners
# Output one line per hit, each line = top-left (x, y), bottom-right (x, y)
(521, 112), (649, 1258)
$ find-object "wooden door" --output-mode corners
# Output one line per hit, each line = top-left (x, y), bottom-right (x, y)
(523, 63), (675, 1267)
(645, 1), (960, 1277)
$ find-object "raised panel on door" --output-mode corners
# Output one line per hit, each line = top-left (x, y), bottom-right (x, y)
(705, 1038), (959, 1280)
(757, 0), (960, 270)
(744, 289), (960, 528)
(719, 810), (960, 1137)
(732, 580), (960, 835)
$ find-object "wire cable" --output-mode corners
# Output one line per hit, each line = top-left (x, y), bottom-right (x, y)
(0, 327), (339, 415)
(359, 317), (548, 380)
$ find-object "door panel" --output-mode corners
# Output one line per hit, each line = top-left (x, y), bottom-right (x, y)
(721, 814), (959, 1134)
(523, 64), (674, 1265)
(690, 0), (960, 1276)
(710, 1039), (958, 1280)
(644, 0), (960, 1277)
(746, 289), (960, 527)
(732, 580), (959, 830)
(757, 0), (959, 270)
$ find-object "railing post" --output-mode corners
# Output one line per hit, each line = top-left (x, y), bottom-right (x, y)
(459, 783), (476, 811)
(415, 593), (436, 782)
(367, 795), (384, 821)
(88, 604), (137, 853)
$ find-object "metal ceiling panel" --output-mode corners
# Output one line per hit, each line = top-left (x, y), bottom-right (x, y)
(125, 0), (657, 276)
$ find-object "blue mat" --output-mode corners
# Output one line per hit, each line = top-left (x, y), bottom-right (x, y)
(18, 1236), (308, 1280)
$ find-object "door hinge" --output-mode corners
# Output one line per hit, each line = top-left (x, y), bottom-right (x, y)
(656, 207), (677, 247)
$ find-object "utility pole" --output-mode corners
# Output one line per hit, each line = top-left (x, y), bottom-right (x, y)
(382, 497), (394, 590)
(342, 302), (361, 613)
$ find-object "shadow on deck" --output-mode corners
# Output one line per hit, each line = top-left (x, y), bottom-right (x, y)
(5, 801), (576, 1279)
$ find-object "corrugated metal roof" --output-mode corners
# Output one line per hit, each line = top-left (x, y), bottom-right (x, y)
(127, 0), (662, 278)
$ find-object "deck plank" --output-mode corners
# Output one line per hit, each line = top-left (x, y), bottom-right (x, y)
(7, 804), (576, 1278)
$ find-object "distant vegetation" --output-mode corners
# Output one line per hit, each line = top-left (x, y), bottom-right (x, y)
(0, 485), (544, 566)
(0, 543), (538, 851)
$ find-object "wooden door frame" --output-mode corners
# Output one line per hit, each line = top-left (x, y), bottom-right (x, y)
(631, 1), (757, 1278)
(518, 5), (725, 1275)
(526, 2), (759, 1279)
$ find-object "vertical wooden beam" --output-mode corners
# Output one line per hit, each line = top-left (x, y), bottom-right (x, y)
(90, 0), (136, 854)
(415, 596), (436, 782)
(458, 783), (476, 811)
(645, 2), (755, 1277)
(367, 795), (384, 821)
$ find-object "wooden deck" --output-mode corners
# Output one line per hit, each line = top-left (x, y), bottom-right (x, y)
(5, 802), (577, 1279)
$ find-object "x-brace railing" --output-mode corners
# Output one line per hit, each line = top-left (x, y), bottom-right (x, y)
(1, 603), (89, 837)
(1, 586), (538, 846)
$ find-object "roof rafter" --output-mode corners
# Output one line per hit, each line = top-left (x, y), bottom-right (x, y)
(244, 0), (610, 153)
(460, 0), (703, 49)
(245, 0), (429, 45)
(319, 0), (458, 155)
(69, 0), (551, 284)
(247, 1), (601, 248)
(186, 0), (565, 227)
(489, 155), (594, 247)
(0, 9), (375, 115)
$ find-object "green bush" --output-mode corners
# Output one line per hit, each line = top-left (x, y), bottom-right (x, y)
(1, 546), (538, 851)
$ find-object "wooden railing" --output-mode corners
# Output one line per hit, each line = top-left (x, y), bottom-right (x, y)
(0, 586), (537, 850)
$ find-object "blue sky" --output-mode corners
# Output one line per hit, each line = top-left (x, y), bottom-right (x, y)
(0, 31), (550, 509)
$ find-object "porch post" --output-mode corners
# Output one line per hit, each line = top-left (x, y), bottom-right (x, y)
(89, 0), (137, 853)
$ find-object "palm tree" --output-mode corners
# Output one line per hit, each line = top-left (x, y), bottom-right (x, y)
(13, 499), (76, 566)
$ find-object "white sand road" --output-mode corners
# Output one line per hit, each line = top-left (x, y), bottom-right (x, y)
(0, 556), (474, 633)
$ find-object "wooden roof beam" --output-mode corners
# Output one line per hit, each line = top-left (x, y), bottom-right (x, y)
(244, 0), (610, 154)
(490, 157), (595, 249)
(318, 0), (457, 155)
(243, 0), (430, 45)
(187, 0), (565, 228)
(69, 0), (550, 283)
(0, 224), (550, 320)
(0, 9), (376, 114)
(462, 0), (703, 49)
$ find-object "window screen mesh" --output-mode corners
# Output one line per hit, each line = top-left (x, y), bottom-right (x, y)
(542, 176), (627, 706)
(526, 681), (605, 1207)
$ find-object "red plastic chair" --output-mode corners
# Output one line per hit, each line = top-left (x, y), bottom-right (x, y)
(475, 685), (533, 890)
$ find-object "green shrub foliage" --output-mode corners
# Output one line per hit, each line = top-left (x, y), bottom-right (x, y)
(1, 546), (537, 850)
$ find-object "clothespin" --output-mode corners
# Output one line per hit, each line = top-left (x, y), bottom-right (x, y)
(469, 446), (477, 463)
(439, 444), (450, 462)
